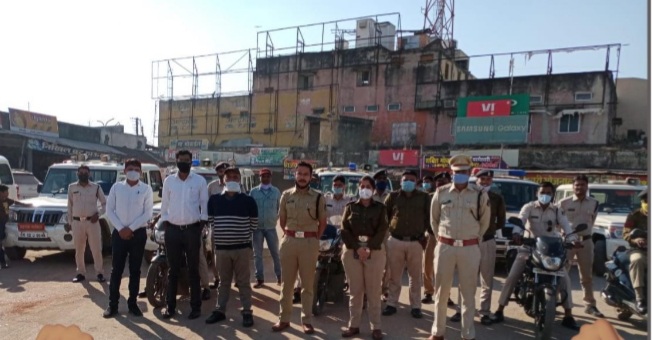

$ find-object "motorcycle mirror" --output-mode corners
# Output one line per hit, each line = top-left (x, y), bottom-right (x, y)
(574, 223), (588, 233)
(507, 217), (524, 228)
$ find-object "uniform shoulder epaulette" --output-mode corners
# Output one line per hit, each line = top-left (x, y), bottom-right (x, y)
(437, 183), (452, 192)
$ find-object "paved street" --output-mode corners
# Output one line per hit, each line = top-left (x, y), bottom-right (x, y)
(0, 244), (647, 340)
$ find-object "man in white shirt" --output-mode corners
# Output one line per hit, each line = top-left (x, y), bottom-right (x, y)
(103, 159), (153, 318)
(160, 150), (209, 320)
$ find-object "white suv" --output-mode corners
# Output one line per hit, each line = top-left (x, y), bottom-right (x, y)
(3, 159), (163, 261)
(555, 182), (645, 275)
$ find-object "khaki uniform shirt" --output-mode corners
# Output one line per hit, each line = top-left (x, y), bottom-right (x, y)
(515, 201), (576, 241)
(385, 190), (432, 237)
(279, 187), (327, 232)
(341, 200), (389, 250)
(373, 191), (390, 204)
(207, 179), (224, 196)
(325, 193), (354, 219)
(67, 182), (107, 224)
(431, 183), (490, 240)
(557, 195), (598, 238)
(623, 209), (648, 247)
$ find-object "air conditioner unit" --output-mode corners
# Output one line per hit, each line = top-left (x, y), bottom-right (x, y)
(444, 99), (456, 108)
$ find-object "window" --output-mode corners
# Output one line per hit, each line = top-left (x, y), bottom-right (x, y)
(530, 95), (543, 104)
(444, 63), (450, 80)
(41, 169), (117, 195)
(312, 107), (325, 115)
(14, 173), (39, 185)
(343, 106), (355, 113)
(240, 111), (249, 118)
(299, 74), (314, 90)
(387, 103), (401, 111)
(149, 170), (163, 192)
(357, 70), (371, 86)
(365, 105), (379, 112)
(559, 113), (581, 133)
(0, 165), (14, 185)
(443, 99), (456, 108)
(575, 92), (593, 102)
(457, 70), (461, 80)
(220, 111), (231, 117)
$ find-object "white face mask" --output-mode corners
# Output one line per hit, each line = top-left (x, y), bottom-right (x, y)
(359, 188), (373, 199)
(225, 181), (241, 193)
(126, 171), (140, 181)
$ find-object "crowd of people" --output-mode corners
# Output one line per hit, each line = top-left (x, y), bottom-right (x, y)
(0, 149), (648, 340)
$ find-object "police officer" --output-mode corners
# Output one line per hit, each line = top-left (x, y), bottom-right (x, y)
(272, 161), (326, 335)
(421, 176), (435, 194)
(449, 169), (506, 325)
(557, 175), (603, 317)
(429, 155), (490, 340)
(382, 169), (431, 319)
(325, 175), (355, 225)
(493, 181), (580, 330)
(372, 169), (391, 301)
(623, 188), (648, 315)
(208, 162), (229, 196)
(67, 165), (107, 283)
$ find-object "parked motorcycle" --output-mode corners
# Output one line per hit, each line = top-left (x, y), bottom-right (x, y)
(312, 216), (347, 316)
(601, 228), (648, 321)
(507, 217), (587, 340)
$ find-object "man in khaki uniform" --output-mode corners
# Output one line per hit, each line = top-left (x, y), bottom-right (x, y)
(272, 161), (326, 335)
(557, 174), (603, 317)
(422, 172), (451, 304)
(428, 155), (490, 340)
(623, 188), (648, 315)
(382, 169), (431, 319)
(66, 165), (107, 283)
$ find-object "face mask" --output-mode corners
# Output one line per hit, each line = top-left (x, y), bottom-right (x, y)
(359, 188), (373, 199)
(422, 183), (432, 191)
(333, 187), (344, 195)
(641, 201), (648, 215)
(538, 194), (552, 205)
(225, 181), (241, 193)
(261, 184), (271, 190)
(401, 180), (415, 192)
(452, 174), (469, 184)
(126, 171), (140, 181)
(176, 162), (191, 173)
(375, 181), (387, 191)
(481, 185), (491, 193)
(78, 174), (89, 183)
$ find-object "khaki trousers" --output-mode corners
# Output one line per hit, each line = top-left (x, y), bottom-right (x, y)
(215, 248), (253, 312)
(566, 238), (595, 307)
(629, 249), (647, 290)
(342, 246), (386, 330)
(386, 237), (423, 309)
(381, 231), (390, 294)
(431, 243), (480, 339)
(278, 236), (319, 324)
(198, 236), (210, 288)
(454, 238), (496, 316)
(423, 234), (437, 295)
(72, 220), (104, 275)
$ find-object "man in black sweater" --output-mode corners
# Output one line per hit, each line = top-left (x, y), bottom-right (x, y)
(205, 166), (258, 328)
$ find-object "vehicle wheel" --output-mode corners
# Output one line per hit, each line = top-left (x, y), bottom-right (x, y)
(146, 261), (168, 308)
(143, 250), (154, 265)
(5, 246), (27, 260)
(593, 240), (607, 276)
(535, 288), (556, 340)
(617, 309), (632, 321)
(312, 268), (327, 316)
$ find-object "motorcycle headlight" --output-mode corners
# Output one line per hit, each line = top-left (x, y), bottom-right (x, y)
(319, 239), (332, 251)
(59, 213), (68, 224)
(541, 255), (562, 271)
(154, 229), (165, 244)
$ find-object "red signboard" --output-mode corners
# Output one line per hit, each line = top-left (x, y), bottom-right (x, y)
(467, 100), (512, 117)
(378, 150), (419, 167)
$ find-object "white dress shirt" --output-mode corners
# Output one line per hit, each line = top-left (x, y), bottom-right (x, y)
(106, 180), (154, 231)
(160, 172), (209, 225)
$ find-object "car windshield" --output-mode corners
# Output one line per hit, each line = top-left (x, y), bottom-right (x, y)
(589, 189), (642, 214)
(0, 164), (13, 185)
(491, 181), (539, 212)
(312, 174), (365, 196)
(41, 168), (117, 195)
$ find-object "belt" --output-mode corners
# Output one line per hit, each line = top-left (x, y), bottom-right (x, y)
(482, 234), (495, 242)
(168, 222), (200, 230)
(437, 236), (479, 247)
(391, 233), (422, 242)
(73, 216), (94, 221)
(285, 229), (318, 238)
(581, 235), (592, 241)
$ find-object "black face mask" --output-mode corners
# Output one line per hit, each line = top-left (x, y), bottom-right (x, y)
(78, 174), (89, 183)
(177, 162), (192, 173)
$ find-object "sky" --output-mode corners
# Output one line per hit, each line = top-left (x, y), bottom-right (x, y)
(0, 0), (647, 146)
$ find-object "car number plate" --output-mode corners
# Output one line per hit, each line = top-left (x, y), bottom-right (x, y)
(532, 267), (565, 277)
(18, 223), (45, 231)
(19, 231), (48, 239)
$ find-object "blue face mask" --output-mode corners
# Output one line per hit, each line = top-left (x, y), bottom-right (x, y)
(422, 183), (432, 191)
(452, 174), (469, 184)
(401, 180), (416, 192)
(333, 187), (344, 195)
(375, 180), (387, 191)
(538, 194), (552, 205)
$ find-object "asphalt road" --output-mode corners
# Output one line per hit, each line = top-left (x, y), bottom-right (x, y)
(0, 246), (648, 340)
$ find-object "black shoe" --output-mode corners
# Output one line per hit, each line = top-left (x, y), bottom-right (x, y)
(205, 310), (226, 324)
(242, 311), (254, 327)
(292, 291), (301, 304)
(128, 304), (143, 317)
(447, 298), (455, 307)
(102, 307), (118, 318)
(636, 301), (647, 315)
(480, 315), (493, 326)
(421, 294), (434, 304)
(188, 310), (201, 320)
(276, 276), (282, 285)
(585, 306), (604, 318)
(491, 311), (504, 323)
(97, 274), (106, 283)
(162, 308), (176, 319)
(411, 308), (423, 319)
(202, 288), (211, 301)
(253, 280), (264, 288)
(72, 274), (86, 283)
(382, 305), (397, 316)
(561, 316), (580, 331)
(450, 312), (461, 322)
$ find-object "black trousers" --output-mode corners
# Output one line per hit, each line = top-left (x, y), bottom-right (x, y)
(165, 223), (202, 311)
(109, 228), (147, 308)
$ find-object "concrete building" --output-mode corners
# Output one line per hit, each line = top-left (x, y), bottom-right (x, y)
(614, 77), (649, 145)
